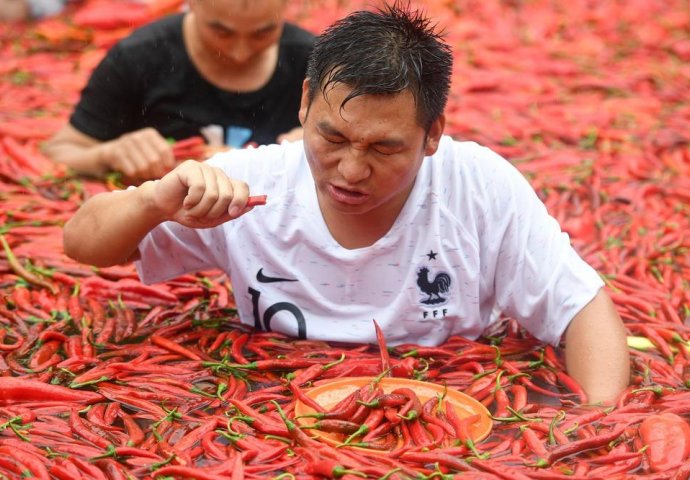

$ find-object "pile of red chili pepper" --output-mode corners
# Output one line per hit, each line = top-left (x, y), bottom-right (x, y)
(1, 0), (690, 478)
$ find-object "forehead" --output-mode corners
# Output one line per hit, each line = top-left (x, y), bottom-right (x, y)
(194, 0), (286, 25)
(317, 85), (419, 124)
(310, 84), (425, 142)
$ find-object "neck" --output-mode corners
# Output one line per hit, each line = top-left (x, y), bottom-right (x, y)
(318, 188), (412, 250)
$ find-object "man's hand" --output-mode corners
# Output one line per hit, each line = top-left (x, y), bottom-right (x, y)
(148, 160), (253, 229)
(101, 128), (176, 180)
(63, 159), (256, 267)
(43, 124), (178, 179)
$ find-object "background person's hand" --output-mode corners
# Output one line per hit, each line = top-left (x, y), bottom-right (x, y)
(150, 160), (253, 229)
(100, 127), (176, 180)
(0, 0), (30, 22)
(276, 126), (304, 144)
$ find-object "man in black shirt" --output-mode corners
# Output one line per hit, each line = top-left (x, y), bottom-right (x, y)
(43, 0), (314, 181)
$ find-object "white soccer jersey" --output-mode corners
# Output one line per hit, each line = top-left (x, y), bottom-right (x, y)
(136, 136), (603, 346)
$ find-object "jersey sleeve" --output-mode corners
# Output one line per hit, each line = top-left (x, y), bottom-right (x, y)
(135, 143), (294, 284)
(474, 147), (604, 345)
(69, 44), (140, 141)
(135, 221), (227, 284)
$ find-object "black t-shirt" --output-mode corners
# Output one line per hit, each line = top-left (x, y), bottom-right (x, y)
(70, 14), (315, 147)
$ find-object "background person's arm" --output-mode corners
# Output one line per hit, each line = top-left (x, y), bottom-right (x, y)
(43, 124), (176, 180)
(564, 288), (630, 405)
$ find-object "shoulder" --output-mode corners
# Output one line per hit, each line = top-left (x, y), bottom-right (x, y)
(206, 141), (307, 189)
(281, 23), (316, 47)
(115, 14), (184, 51)
(98, 14), (185, 76)
(431, 136), (517, 185)
(428, 136), (536, 211)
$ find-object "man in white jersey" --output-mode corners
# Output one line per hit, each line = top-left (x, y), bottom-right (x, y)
(63, 3), (630, 404)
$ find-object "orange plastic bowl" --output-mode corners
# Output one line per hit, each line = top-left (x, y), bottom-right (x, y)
(294, 376), (492, 451)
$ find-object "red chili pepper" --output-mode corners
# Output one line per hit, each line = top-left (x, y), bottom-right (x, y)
(0, 327), (24, 351)
(287, 380), (326, 413)
(343, 407), (386, 444)
(1, 236), (57, 294)
(200, 431), (228, 461)
(29, 340), (62, 371)
(305, 458), (366, 478)
(48, 460), (84, 480)
(68, 408), (112, 449)
(420, 396), (455, 436)
(408, 418), (433, 447)
(470, 458), (536, 480)
(306, 419), (361, 434)
(373, 319), (391, 375)
(493, 385), (511, 418)
(150, 334), (203, 361)
(345, 432), (398, 451)
(400, 450), (474, 472)
(390, 356), (419, 377)
(555, 370), (588, 403)
(521, 427), (548, 459)
(227, 398), (289, 437)
(639, 412), (690, 472)
(0, 453), (34, 478)
(97, 459), (131, 480)
(362, 416), (396, 442)
(0, 446), (50, 480)
(349, 387), (383, 424)
(151, 465), (223, 480)
(175, 417), (219, 451)
(511, 383), (528, 412)
(392, 387), (422, 420)
(246, 195), (268, 207)
(0, 377), (104, 405)
(548, 422), (629, 464)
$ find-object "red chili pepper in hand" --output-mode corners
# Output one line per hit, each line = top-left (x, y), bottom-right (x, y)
(639, 413), (690, 472)
(246, 195), (267, 207)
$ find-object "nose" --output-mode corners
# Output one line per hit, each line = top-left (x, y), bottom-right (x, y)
(227, 40), (252, 64)
(337, 148), (371, 184)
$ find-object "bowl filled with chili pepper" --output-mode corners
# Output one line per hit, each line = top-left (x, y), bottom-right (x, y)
(294, 376), (492, 452)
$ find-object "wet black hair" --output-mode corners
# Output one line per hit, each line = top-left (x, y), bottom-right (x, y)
(305, 1), (453, 131)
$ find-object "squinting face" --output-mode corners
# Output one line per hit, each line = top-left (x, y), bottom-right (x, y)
(299, 81), (444, 225)
(189, 0), (286, 66)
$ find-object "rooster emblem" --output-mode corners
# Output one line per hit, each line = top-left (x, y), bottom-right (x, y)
(416, 267), (451, 305)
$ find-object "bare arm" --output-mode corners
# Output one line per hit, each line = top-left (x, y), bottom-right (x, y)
(63, 160), (252, 267)
(564, 288), (630, 405)
(43, 124), (176, 180)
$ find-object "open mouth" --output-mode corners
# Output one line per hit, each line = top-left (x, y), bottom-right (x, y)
(328, 184), (369, 205)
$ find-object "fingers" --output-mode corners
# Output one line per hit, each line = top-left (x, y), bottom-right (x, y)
(108, 128), (176, 180)
(162, 161), (252, 228)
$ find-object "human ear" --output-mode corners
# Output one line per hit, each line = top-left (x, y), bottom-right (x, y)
(298, 79), (310, 126)
(424, 114), (445, 156)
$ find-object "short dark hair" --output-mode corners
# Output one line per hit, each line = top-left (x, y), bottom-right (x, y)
(305, 1), (453, 131)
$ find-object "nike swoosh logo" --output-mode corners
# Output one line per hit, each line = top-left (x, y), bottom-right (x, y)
(256, 268), (298, 283)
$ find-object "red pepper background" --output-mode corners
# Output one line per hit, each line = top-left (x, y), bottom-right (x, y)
(1, 0), (690, 478)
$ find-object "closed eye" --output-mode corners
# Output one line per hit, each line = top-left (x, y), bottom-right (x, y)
(373, 147), (399, 156)
(324, 135), (346, 144)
